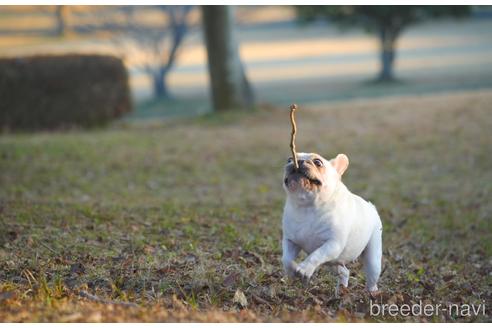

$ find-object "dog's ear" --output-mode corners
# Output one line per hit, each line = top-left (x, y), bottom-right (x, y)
(330, 154), (349, 176)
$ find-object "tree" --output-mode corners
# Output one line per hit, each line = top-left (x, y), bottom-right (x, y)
(55, 5), (68, 36)
(296, 6), (470, 81)
(202, 6), (254, 111)
(113, 6), (193, 98)
(71, 5), (193, 98)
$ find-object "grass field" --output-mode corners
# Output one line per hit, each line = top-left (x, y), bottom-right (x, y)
(1, 90), (491, 322)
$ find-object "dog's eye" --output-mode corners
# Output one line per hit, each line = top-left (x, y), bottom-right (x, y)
(313, 159), (323, 167)
(287, 157), (293, 164)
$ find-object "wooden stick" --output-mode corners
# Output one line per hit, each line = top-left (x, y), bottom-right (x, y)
(289, 104), (299, 170)
(78, 290), (137, 307)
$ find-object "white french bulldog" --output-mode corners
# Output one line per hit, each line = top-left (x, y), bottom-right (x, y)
(282, 152), (382, 294)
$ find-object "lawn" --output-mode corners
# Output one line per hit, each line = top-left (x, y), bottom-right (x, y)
(0, 90), (491, 322)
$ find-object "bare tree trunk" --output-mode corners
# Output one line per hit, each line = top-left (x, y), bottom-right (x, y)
(202, 6), (254, 111)
(152, 68), (169, 98)
(377, 27), (398, 82)
(55, 6), (68, 36)
(151, 6), (189, 99)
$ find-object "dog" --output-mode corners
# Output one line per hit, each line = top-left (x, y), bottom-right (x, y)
(282, 152), (382, 295)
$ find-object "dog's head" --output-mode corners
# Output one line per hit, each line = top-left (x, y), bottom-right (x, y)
(283, 152), (349, 202)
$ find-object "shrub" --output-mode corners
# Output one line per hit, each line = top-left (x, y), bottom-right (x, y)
(0, 54), (132, 131)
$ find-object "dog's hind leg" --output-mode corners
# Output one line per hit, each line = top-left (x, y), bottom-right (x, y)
(335, 264), (350, 297)
(361, 225), (382, 292)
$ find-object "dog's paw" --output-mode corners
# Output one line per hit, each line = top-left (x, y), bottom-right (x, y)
(283, 260), (299, 279)
(368, 289), (382, 300)
(295, 262), (315, 285)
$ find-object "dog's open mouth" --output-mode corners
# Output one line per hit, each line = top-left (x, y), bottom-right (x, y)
(284, 171), (322, 187)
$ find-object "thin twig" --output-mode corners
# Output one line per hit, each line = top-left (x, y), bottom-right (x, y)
(78, 290), (138, 307)
(38, 240), (58, 255)
(22, 269), (37, 288)
(252, 294), (273, 310)
(289, 104), (299, 169)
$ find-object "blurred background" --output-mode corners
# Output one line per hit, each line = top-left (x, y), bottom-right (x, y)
(1, 5), (491, 127)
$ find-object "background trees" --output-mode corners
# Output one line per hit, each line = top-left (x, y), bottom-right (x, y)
(202, 6), (254, 111)
(55, 5), (68, 36)
(296, 6), (471, 81)
(112, 6), (193, 99)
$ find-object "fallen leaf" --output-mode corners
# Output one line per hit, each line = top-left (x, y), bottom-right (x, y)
(185, 254), (197, 264)
(143, 245), (155, 254)
(233, 289), (248, 308)
(7, 230), (18, 241)
(0, 291), (16, 302)
(223, 272), (240, 287)
(70, 262), (86, 275)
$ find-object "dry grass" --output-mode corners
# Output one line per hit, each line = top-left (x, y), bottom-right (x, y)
(1, 90), (491, 322)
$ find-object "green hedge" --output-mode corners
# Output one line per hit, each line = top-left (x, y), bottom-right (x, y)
(0, 54), (132, 131)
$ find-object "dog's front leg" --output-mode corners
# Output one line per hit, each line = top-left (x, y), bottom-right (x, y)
(296, 240), (343, 283)
(282, 238), (300, 278)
